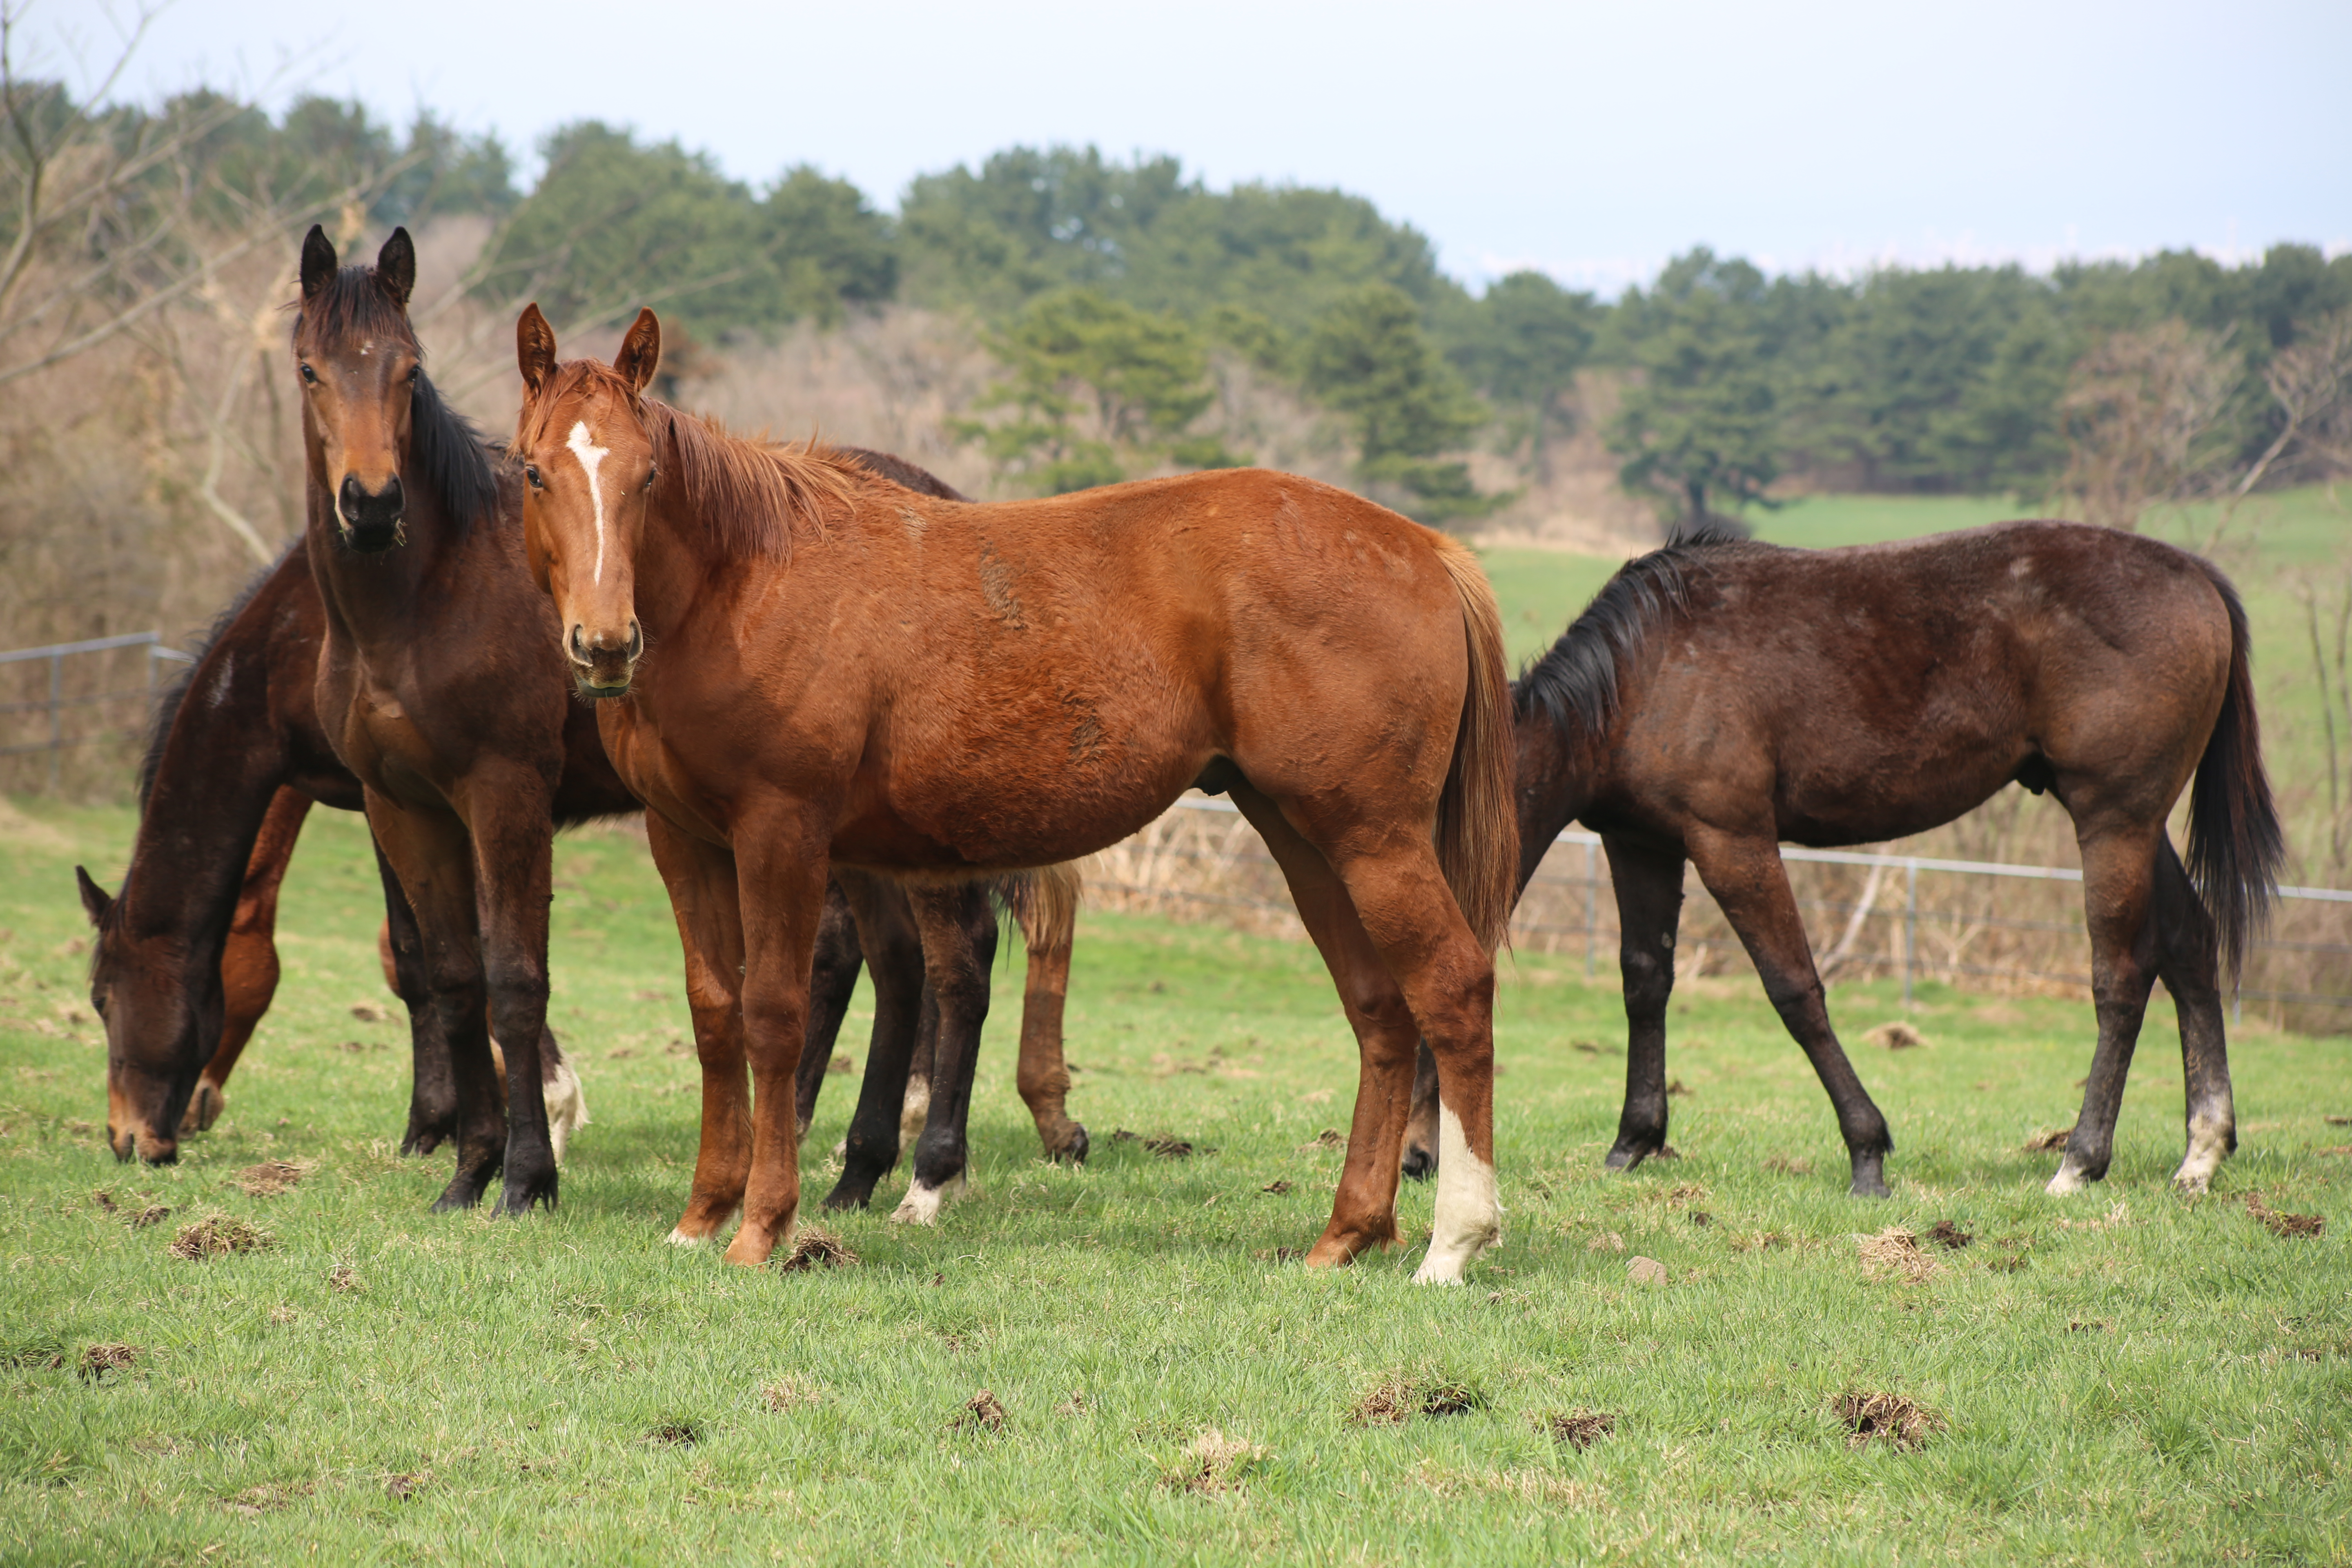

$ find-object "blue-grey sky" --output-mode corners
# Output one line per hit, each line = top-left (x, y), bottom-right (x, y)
(31, 0), (2352, 293)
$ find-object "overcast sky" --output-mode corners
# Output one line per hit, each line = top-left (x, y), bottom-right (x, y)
(31, 0), (2352, 294)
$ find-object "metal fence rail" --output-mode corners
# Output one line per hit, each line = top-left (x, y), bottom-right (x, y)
(0, 633), (193, 791)
(1097, 796), (2352, 1021)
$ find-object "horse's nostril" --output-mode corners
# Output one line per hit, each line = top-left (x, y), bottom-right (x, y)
(568, 624), (588, 663)
(626, 620), (644, 661)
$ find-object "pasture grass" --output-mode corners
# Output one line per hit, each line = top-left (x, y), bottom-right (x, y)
(4, 799), (2351, 1565)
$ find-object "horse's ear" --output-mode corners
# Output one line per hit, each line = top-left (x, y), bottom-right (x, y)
(516, 303), (557, 399)
(375, 227), (416, 309)
(300, 225), (337, 301)
(613, 308), (661, 397)
(75, 865), (112, 927)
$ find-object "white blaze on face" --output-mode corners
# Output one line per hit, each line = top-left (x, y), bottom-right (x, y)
(566, 419), (611, 584)
(1413, 1102), (1502, 1285)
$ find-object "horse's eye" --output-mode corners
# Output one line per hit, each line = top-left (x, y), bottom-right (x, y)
(525, 465), (542, 489)
(644, 465), (657, 491)
(298, 363), (317, 385)
(406, 365), (420, 385)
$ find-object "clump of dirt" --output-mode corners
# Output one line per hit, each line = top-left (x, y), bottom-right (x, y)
(775, 1225), (859, 1272)
(956, 1389), (1007, 1433)
(78, 1343), (138, 1380)
(90, 1189), (116, 1214)
(223, 1483), (310, 1515)
(2025, 1126), (2074, 1152)
(384, 1471), (430, 1501)
(1863, 1022), (1930, 1050)
(2325, 1115), (2350, 1127)
(1164, 1428), (1265, 1494)
(1626, 1256), (1670, 1287)
(2245, 1194), (2325, 1239)
(1055, 1391), (1090, 1416)
(1834, 1390), (1942, 1450)
(1857, 1227), (1941, 1284)
(1348, 1374), (1484, 1425)
(1666, 1078), (1691, 1096)
(350, 1002), (391, 1023)
(646, 1420), (699, 1447)
(1586, 1232), (1625, 1253)
(169, 1215), (273, 1261)
(1544, 1410), (1616, 1451)
(1690, 1211), (1713, 1227)
(1764, 1155), (1813, 1176)
(1144, 1135), (1195, 1159)
(827, 1053), (853, 1074)
(131, 1204), (171, 1229)
(234, 1160), (311, 1198)
(760, 1375), (821, 1411)
(1924, 1221), (1974, 1250)
(327, 1265), (362, 1294)
(1299, 1129), (1346, 1152)
(1260, 1180), (1293, 1195)
(1653, 1145), (1682, 1160)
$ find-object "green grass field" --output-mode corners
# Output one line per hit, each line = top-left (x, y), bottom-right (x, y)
(5, 795), (2349, 1565)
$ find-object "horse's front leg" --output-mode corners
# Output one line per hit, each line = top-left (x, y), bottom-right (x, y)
(463, 775), (561, 1216)
(724, 806), (834, 1267)
(1604, 836), (1686, 1171)
(1684, 828), (1893, 1197)
(644, 815), (750, 1244)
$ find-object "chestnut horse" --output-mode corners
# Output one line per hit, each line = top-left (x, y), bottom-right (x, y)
(510, 307), (1517, 1279)
(1409, 523), (2281, 1197)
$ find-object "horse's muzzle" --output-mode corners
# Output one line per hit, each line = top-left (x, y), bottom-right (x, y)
(568, 620), (643, 699)
(337, 473), (406, 553)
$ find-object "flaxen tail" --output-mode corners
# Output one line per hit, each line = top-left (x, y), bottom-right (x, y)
(1430, 536), (1520, 952)
(1000, 861), (1082, 956)
(2187, 562), (2285, 980)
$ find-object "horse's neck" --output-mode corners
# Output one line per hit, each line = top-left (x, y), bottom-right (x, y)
(634, 499), (749, 648)
(121, 642), (285, 950)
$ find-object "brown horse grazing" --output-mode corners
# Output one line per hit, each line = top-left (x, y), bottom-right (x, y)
(510, 306), (1517, 1279)
(1412, 523), (2282, 1197)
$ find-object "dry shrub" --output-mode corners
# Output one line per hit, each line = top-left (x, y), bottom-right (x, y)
(170, 1215), (272, 1261)
(775, 1225), (858, 1272)
(1863, 1022), (1930, 1050)
(1544, 1410), (1616, 1451)
(1348, 1374), (1484, 1425)
(234, 1160), (311, 1198)
(2245, 1194), (2326, 1239)
(1586, 1232), (1625, 1253)
(760, 1375), (822, 1412)
(1835, 1390), (1943, 1450)
(1163, 1428), (1267, 1495)
(956, 1389), (1007, 1434)
(223, 1482), (310, 1515)
(78, 1343), (138, 1379)
(1857, 1227), (1941, 1284)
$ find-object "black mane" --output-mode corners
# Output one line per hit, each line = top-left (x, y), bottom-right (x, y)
(136, 546), (296, 811)
(1511, 523), (1757, 738)
(296, 263), (499, 532)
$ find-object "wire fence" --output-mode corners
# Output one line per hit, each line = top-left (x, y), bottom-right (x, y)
(1083, 795), (2352, 1034)
(0, 633), (193, 795)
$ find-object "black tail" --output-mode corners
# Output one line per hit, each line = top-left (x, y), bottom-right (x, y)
(2187, 564), (2286, 980)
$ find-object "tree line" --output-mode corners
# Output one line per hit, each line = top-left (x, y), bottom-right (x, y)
(10, 76), (2350, 528)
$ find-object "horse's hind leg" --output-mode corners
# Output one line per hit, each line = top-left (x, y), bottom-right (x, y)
(2152, 838), (2235, 1193)
(645, 817), (751, 1244)
(1012, 866), (1088, 1163)
(1402, 1044), (1441, 1180)
(1605, 837), (1687, 1172)
(2049, 825), (2166, 1194)
(1685, 831), (1893, 1197)
(793, 881), (864, 1143)
(188, 787), (311, 1134)
(826, 873), (929, 1211)
(892, 883), (996, 1225)
(899, 983), (939, 1154)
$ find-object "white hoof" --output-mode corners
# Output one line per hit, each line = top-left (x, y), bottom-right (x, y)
(889, 1181), (947, 1225)
(2045, 1164), (2089, 1196)
(1414, 1104), (1501, 1285)
(665, 1227), (706, 1247)
(2172, 1115), (2230, 1195)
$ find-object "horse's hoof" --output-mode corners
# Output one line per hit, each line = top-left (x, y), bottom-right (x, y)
(820, 1182), (875, 1212)
(494, 1177), (557, 1218)
(1604, 1139), (1655, 1172)
(2045, 1164), (2091, 1196)
(180, 1082), (225, 1134)
(1849, 1153), (1891, 1198)
(1401, 1142), (1437, 1182)
(665, 1227), (706, 1247)
(430, 1177), (490, 1213)
(890, 1181), (947, 1225)
(1056, 1125), (1090, 1165)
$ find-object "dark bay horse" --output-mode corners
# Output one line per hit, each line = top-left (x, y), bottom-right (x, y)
(1422, 523), (2281, 1197)
(510, 307), (1517, 1278)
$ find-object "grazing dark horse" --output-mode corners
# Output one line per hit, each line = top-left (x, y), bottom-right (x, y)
(510, 307), (1517, 1278)
(1408, 522), (2282, 1197)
